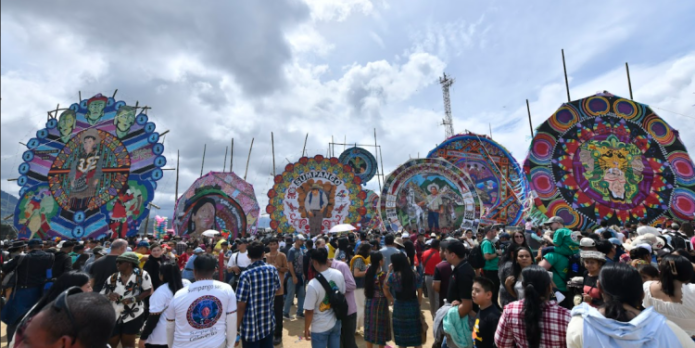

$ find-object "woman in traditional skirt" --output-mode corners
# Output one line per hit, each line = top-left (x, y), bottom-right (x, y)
(364, 252), (391, 348)
(385, 253), (424, 348)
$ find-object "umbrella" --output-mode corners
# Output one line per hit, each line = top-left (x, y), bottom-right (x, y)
(329, 223), (356, 234)
(174, 171), (261, 240)
(202, 230), (220, 237)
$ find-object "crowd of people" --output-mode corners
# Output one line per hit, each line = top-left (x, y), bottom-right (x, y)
(1, 216), (694, 348)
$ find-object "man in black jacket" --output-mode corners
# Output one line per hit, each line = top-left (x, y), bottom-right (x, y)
(2, 239), (54, 341)
(52, 240), (74, 279)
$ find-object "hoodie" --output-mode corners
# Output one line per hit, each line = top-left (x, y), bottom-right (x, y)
(569, 303), (684, 348)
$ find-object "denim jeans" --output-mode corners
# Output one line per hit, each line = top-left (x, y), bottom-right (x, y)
(242, 333), (274, 348)
(311, 320), (342, 348)
(282, 274), (305, 316)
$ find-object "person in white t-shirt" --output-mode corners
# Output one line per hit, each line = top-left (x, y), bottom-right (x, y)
(303, 248), (346, 348)
(138, 262), (190, 348)
(227, 239), (251, 289)
(165, 254), (238, 348)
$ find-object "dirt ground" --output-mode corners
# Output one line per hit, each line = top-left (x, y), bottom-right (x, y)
(1, 298), (437, 348)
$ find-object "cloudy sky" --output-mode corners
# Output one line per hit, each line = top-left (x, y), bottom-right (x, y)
(2, 0), (694, 222)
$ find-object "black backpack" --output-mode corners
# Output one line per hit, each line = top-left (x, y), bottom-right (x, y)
(468, 243), (486, 269)
(566, 253), (584, 279)
(315, 272), (348, 321)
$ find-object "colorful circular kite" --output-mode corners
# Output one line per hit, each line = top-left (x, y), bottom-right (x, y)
(174, 171), (260, 240)
(338, 147), (378, 184)
(266, 155), (366, 235)
(378, 158), (482, 234)
(358, 190), (382, 231)
(523, 92), (694, 229)
(428, 133), (528, 226)
(14, 93), (165, 239)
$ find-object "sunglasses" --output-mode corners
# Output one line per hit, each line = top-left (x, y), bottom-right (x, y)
(53, 286), (83, 340)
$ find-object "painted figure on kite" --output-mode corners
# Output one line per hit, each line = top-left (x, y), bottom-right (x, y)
(579, 134), (644, 202)
(304, 183), (329, 236)
(114, 105), (136, 139)
(85, 93), (108, 125)
(419, 184), (445, 232)
(68, 129), (105, 211)
(187, 197), (217, 240)
(57, 109), (76, 143)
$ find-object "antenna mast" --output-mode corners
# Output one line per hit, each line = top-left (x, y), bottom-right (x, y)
(439, 73), (455, 138)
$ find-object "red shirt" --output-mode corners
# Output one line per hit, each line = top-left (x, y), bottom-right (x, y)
(178, 253), (190, 270)
(421, 248), (441, 275)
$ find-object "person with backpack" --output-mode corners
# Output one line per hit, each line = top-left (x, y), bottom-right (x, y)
(538, 217), (580, 309)
(100, 252), (153, 348)
(303, 248), (346, 348)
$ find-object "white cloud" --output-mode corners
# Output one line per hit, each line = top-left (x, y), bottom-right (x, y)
(303, 0), (374, 22)
(369, 31), (385, 49)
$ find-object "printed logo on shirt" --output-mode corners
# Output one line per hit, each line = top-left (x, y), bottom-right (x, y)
(319, 280), (339, 312)
(187, 295), (222, 329)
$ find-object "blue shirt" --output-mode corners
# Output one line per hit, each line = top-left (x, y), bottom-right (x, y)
(182, 254), (197, 281)
(236, 260), (281, 342)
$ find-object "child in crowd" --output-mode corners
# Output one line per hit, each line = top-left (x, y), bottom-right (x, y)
(636, 264), (659, 283)
(472, 277), (501, 348)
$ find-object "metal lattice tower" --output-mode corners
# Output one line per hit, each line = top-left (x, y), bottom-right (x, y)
(439, 73), (455, 138)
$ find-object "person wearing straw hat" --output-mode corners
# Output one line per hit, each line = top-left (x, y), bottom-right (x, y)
(304, 183), (329, 236)
(101, 252), (153, 348)
(579, 250), (606, 307)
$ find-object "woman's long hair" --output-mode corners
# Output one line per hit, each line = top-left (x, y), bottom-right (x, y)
(598, 263), (644, 322)
(364, 251), (383, 299)
(160, 262), (185, 295)
(512, 246), (534, 280)
(500, 243), (519, 265)
(658, 254), (693, 297)
(338, 237), (353, 260)
(520, 265), (551, 348)
(403, 240), (416, 265)
(391, 253), (415, 294)
(187, 197), (217, 234)
(357, 243), (371, 258)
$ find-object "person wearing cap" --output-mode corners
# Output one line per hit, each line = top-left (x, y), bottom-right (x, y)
(284, 234), (306, 319)
(101, 252), (153, 348)
(579, 250), (606, 308)
(579, 237), (597, 251)
(304, 183), (329, 236)
(182, 247), (204, 282)
(135, 240), (151, 269)
(636, 218), (659, 236)
(538, 216), (580, 309)
(227, 238), (251, 290)
(52, 240), (74, 279)
(2, 239), (54, 341)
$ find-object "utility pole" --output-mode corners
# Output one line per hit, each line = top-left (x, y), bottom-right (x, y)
(440, 73), (455, 139)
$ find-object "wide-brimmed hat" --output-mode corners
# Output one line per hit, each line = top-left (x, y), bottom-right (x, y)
(116, 252), (140, 267)
(8, 241), (26, 251)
